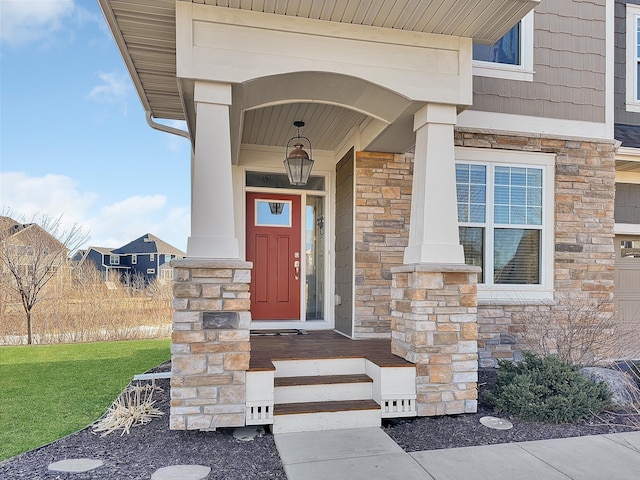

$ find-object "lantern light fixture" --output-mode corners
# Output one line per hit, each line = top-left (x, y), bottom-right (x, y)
(283, 121), (314, 186)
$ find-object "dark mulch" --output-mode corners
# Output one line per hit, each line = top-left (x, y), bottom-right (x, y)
(1, 365), (638, 479)
(384, 369), (640, 451)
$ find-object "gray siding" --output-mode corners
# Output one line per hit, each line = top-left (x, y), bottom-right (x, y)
(472, 0), (606, 123)
(616, 182), (640, 223)
(615, 0), (640, 126)
(335, 149), (355, 336)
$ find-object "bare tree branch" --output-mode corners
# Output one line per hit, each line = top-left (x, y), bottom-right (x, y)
(0, 211), (88, 344)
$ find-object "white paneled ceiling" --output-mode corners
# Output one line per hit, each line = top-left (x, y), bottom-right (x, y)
(242, 104), (369, 152)
(98, 0), (539, 152)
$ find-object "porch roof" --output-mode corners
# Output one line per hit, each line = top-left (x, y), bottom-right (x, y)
(98, 0), (538, 152)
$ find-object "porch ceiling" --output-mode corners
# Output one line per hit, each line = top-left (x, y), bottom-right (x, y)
(98, 0), (539, 152)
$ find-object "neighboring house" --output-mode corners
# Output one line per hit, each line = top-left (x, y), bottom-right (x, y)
(72, 246), (128, 280)
(112, 234), (185, 282)
(74, 234), (185, 283)
(100, 0), (640, 433)
(0, 216), (68, 279)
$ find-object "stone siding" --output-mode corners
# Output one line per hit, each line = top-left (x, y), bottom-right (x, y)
(170, 259), (252, 430)
(391, 264), (481, 416)
(354, 152), (413, 338)
(455, 129), (617, 367)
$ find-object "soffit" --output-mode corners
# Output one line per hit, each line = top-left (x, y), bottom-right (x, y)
(99, 0), (539, 151)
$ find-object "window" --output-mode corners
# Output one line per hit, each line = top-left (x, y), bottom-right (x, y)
(160, 269), (174, 280)
(474, 23), (520, 65)
(255, 199), (292, 227)
(147, 268), (156, 274)
(164, 254), (171, 263)
(626, 4), (640, 112)
(150, 254), (155, 261)
(455, 148), (555, 302)
(473, 12), (534, 81)
(110, 255), (120, 265)
(131, 254), (137, 265)
(620, 239), (640, 259)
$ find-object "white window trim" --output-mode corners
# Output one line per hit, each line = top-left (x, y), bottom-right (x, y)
(472, 12), (534, 82)
(110, 255), (120, 265)
(147, 268), (156, 274)
(131, 254), (137, 265)
(455, 147), (555, 303)
(626, 4), (640, 112)
(150, 253), (155, 261)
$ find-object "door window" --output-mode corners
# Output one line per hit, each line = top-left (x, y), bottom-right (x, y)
(255, 200), (292, 227)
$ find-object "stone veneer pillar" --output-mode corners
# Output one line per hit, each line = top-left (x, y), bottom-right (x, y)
(169, 258), (252, 430)
(391, 263), (481, 416)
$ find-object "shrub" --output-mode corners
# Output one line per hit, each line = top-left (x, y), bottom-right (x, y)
(484, 352), (612, 423)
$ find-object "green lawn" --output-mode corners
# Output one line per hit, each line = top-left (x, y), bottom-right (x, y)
(0, 338), (171, 461)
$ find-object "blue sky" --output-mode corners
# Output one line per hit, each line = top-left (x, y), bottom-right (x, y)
(0, 0), (191, 252)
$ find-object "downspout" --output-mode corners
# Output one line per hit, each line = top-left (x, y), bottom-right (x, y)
(145, 111), (190, 139)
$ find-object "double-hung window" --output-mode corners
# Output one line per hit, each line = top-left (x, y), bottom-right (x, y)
(110, 255), (120, 265)
(455, 148), (555, 302)
(473, 12), (534, 81)
(626, 4), (640, 112)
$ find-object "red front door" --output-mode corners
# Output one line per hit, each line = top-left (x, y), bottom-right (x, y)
(246, 193), (301, 320)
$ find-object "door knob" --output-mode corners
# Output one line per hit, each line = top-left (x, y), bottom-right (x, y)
(294, 260), (300, 280)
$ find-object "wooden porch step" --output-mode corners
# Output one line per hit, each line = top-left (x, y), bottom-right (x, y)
(274, 399), (380, 415)
(274, 374), (372, 388)
(271, 399), (381, 433)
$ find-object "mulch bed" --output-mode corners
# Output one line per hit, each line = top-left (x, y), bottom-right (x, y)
(1, 364), (638, 479)
(383, 369), (640, 451)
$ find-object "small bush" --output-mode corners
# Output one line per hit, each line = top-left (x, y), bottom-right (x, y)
(484, 352), (612, 423)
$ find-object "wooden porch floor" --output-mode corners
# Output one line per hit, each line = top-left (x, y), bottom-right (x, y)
(249, 330), (413, 371)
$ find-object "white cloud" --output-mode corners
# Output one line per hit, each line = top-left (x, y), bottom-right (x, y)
(88, 71), (132, 106)
(0, 172), (189, 252)
(0, 0), (75, 46)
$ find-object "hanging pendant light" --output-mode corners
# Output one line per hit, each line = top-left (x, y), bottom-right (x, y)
(283, 121), (314, 186)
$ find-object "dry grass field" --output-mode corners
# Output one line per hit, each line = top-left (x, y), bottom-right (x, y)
(0, 265), (172, 345)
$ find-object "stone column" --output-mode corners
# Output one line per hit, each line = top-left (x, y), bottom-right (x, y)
(404, 103), (464, 265)
(391, 263), (481, 416)
(170, 259), (252, 430)
(187, 81), (239, 259)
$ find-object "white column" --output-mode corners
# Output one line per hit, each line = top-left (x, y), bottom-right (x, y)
(187, 82), (239, 259)
(404, 103), (464, 265)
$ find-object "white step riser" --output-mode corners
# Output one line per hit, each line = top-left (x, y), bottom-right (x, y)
(273, 358), (366, 377)
(275, 382), (373, 404)
(272, 409), (381, 434)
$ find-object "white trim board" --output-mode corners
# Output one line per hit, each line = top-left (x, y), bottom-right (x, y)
(457, 110), (609, 141)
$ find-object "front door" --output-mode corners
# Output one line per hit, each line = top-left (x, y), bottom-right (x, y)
(246, 193), (301, 320)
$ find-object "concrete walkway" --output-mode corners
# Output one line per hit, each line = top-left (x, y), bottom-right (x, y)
(274, 428), (640, 480)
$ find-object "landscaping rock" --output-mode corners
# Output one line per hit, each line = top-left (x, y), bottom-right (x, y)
(579, 367), (639, 408)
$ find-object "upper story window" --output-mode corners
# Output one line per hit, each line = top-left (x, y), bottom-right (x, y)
(110, 255), (120, 265)
(455, 148), (555, 302)
(473, 12), (534, 81)
(164, 254), (171, 263)
(626, 4), (640, 112)
(473, 23), (520, 65)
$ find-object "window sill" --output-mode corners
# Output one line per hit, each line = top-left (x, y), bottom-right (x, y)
(625, 102), (640, 113)
(477, 288), (554, 305)
(473, 62), (534, 82)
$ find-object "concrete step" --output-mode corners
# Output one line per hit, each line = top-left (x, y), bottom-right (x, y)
(274, 374), (373, 403)
(272, 400), (381, 434)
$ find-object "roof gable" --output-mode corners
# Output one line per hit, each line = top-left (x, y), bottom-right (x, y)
(112, 233), (185, 256)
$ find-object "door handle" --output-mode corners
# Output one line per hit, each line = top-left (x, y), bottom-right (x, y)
(294, 260), (300, 280)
